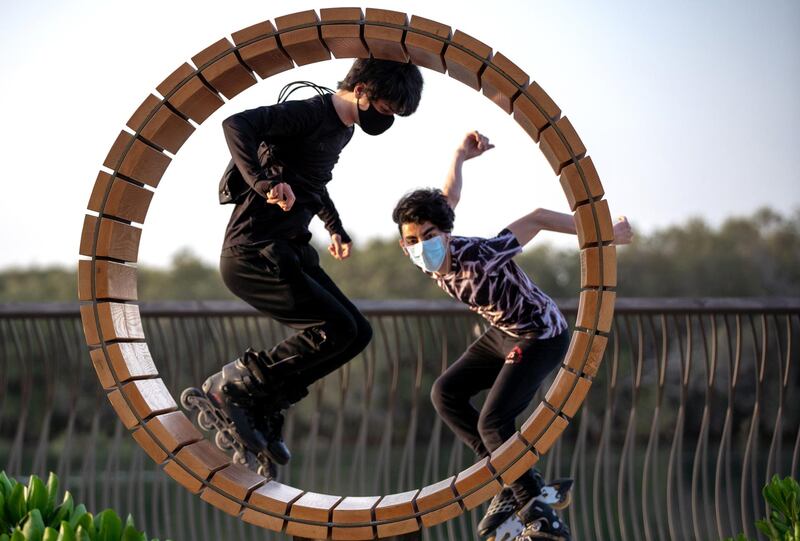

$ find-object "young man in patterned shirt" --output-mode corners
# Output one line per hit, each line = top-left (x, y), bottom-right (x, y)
(392, 131), (633, 539)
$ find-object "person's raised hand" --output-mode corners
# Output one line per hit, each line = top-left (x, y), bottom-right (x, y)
(328, 234), (352, 260)
(457, 130), (495, 161)
(266, 182), (295, 212)
(613, 216), (633, 245)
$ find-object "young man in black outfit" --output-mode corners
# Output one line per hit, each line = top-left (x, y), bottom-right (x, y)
(197, 59), (423, 471)
(392, 131), (632, 539)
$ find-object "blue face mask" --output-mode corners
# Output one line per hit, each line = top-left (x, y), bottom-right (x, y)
(408, 235), (447, 273)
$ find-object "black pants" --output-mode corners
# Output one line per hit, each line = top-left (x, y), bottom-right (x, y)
(431, 326), (569, 503)
(220, 240), (372, 393)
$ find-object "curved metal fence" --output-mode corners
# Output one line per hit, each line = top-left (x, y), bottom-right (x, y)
(1, 298), (798, 541)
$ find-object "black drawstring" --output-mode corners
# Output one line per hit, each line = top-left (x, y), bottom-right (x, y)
(277, 81), (335, 103)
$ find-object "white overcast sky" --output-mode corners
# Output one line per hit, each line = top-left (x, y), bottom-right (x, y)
(1, 0), (798, 269)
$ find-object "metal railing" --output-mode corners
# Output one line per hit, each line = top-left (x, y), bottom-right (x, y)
(1, 298), (798, 541)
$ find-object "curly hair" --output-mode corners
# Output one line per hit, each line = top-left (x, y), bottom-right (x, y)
(392, 188), (455, 234)
(338, 59), (423, 116)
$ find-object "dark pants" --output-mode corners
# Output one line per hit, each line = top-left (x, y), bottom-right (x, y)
(220, 240), (372, 393)
(431, 326), (569, 503)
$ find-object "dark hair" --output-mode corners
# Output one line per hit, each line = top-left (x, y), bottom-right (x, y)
(392, 188), (455, 234)
(338, 59), (423, 116)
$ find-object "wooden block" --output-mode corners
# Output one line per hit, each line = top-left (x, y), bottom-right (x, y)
(454, 458), (502, 510)
(320, 8), (368, 59)
(132, 425), (168, 464)
(243, 481), (303, 531)
(78, 260), (137, 301)
(103, 131), (171, 188)
(545, 368), (593, 417)
(201, 463), (266, 516)
(106, 342), (158, 382)
(375, 490), (419, 538)
(80, 215), (141, 262)
(107, 389), (139, 429)
(80, 304), (100, 347)
(405, 16), (450, 72)
(232, 21), (294, 79)
(574, 199), (614, 248)
(121, 379), (177, 420)
(275, 10), (331, 66)
(577, 289), (616, 333)
(191, 38), (257, 100)
(533, 414), (569, 456)
(163, 440), (230, 494)
(126, 94), (195, 154)
(331, 496), (380, 540)
(481, 52), (529, 114)
(89, 347), (114, 389)
(286, 492), (342, 539)
(539, 117), (587, 174)
(489, 433), (538, 485)
(513, 82), (562, 142)
(581, 245), (616, 288)
(88, 172), (153, 224)
(416, 477), (461, 528)
(364, 8), (409, 62)
(444, 30), (491, 90)
(156, 63), (224, 124)
(100, 302), (144, 342)
(520, 403), (556, 445)
(563, 330), (608, 377)
(560, 156), (605, 211)
(145, 411), (202, 453)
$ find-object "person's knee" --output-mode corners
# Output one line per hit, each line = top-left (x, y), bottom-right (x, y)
(430, 375), (455, 413)
(477, 411), (504, 444)
(349, 315), (372, 355)
(323, 312), (360, 352)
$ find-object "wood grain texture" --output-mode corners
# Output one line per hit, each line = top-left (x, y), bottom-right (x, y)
(233, 21), (294, 79)
(121, 378), (177, 420)
(285, 491), (342, 539)
(576, 288), (616, 333)
(454, 458), (502, 510)
(539, 117), (587, 175)
(201, 463), (266, 516)
(192, 38), (257, 100)
(163, 440), (230, 494)
(375, 490), (419, 538)
(103, 131), (171, 187)
(320, 8), (369, 59)
(513, 82), (561, 142)
(275, 10), (331, 66)
(480, 52), (529, 114)
(87, 172), (153, 224)
(560, 156), (605, 211)
(405, 15), (450, 72)
(364, 8), (408, 62)
(444, 30), (492, 90)
(78, 260), (138, 301)
(489, 432), (538, 485)
(243, 481), (304, 531)
(563, 330), (608, 377)
(127, 94), (195, 154)
(331, 496), (380, 540)
(580, 245), (617, 288)
(574, 199), (614, 248)
(79, 216), (141, 262)
(416, 477), (461, 528)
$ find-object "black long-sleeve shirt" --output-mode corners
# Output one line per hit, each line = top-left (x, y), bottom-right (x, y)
(221, 94), (354, 252)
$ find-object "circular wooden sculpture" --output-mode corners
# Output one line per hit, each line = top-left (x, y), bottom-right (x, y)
(78, 8), (616, 539)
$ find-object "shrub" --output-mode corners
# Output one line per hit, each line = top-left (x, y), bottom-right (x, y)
(0, 471), (170, 541)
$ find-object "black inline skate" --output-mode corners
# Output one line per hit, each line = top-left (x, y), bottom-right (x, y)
(515, 498), (570, 541)
(180, 348), (291, 479)
(482, 469), (574, 540)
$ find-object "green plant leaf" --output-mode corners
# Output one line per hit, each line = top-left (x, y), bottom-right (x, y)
(22, 509), (46, 541)
(67, 506), (87, 531)
(1, 532), (10, 541)
(74, 525), (91, 541)
(44, 474), (59, 521)
(42, 527), (58, 541)
(9, 528), (24, 541)
(6, 484), (26, 526)
(0, 490), (7, 528)
(0, 473), (13, 499)
(121, 523), (143, 541)
(56, 522), (75, 541)
(27, 476), (48, 515)
(95, 510), (121, 541)
(49, 492), (74, 529)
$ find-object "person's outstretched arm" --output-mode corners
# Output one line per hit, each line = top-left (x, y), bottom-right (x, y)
(507, 209), (633, 247)
(442, 131), (494, 209)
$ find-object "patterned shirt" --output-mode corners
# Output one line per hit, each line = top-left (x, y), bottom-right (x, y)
(432, 229), (568, 339)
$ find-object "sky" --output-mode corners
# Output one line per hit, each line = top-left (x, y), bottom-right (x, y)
(0, 0), (798, 269)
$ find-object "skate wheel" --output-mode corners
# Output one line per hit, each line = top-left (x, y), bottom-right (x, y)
(197, 410), (216, 431)
(258, 462), (278, 481)
(180, 387), (203, 409)
(215, 430), (234, 450)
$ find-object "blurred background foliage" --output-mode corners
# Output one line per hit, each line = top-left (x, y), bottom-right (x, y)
(1, 207), (798, 302)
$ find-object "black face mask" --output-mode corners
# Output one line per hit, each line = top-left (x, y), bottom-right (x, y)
(357, 99), (395, 136)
